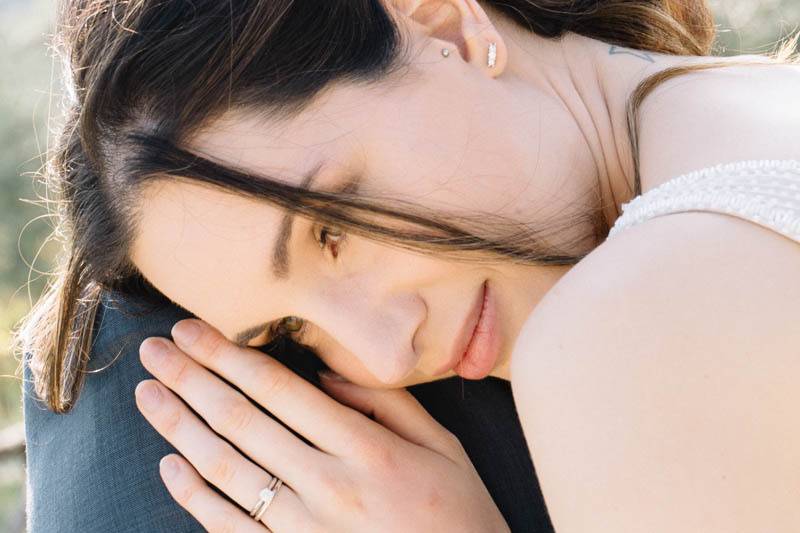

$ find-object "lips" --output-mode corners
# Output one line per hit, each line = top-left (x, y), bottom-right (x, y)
(433, 280), (487, 375)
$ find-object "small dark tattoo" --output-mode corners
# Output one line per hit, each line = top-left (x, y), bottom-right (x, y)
(608, 45), (655, 63)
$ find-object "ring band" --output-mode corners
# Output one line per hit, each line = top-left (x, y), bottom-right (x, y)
(250, 475), (283, 522)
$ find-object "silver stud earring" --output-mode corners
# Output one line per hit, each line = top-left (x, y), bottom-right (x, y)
(487, 42), (497, 68)
(441, 47), (450, 57)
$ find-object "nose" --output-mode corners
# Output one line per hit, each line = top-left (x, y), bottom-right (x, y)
(313, 281), (425, 384)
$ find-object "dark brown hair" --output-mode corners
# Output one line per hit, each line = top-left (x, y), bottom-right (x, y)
(14, 0), (800, 413)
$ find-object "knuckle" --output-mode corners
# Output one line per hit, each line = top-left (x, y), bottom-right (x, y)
(371, 445), (400, 474)
(346, 424), (380, 451)
(215, 396), (255, 436)
(258, 365), (292, 399)
(204, 447), (238, 488)
(316, 468), (364, 514)
(442, 430), (467, 457)
(170, 357), (193, 388)
(160, 406), (182, 436)
(171, 477), (198, 507)
(356, 434), (400, 474)
(203, 333), (230, 364)
(424, 485), (444, 511)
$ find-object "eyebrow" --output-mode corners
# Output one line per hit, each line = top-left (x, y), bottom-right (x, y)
(270, 165), (322, 281)
(234, 323), (271, 347)
(232, 167), (363, 347)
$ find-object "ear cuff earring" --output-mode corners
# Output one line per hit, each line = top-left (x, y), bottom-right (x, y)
(440, 42), (497, 68)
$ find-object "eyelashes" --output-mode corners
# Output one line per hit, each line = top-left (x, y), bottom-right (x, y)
(266, 315), (307, 344)
(314, 223), (346, 259)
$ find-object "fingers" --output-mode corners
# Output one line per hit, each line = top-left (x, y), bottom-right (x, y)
(319, 374), (468, 462)
(137, 338), (323, 491)
(168, 319), (384, 456)
(157, 452), (313, 533)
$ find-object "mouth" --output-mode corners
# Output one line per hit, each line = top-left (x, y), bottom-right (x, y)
(434, 280), (491, 376)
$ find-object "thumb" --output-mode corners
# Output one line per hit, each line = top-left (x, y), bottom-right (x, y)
(317, 370), (465, 460)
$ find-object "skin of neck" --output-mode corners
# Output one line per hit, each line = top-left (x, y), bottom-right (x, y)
(478, 7), (719, 381)
(485, 5), (717, 232)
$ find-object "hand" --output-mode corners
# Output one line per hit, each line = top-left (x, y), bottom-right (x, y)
(134, 318), (510, 533)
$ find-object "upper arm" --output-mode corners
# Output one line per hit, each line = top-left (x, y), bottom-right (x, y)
(23, 292), (204, 532)
(510, 211), (800, 533)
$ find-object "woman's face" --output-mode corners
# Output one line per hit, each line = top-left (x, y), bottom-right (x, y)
(130, 21), (587, 388)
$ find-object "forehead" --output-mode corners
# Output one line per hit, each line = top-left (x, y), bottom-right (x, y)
(187, 81), (384, 177)
(130, 177), (286, 307)
(183, 72), (454, 192)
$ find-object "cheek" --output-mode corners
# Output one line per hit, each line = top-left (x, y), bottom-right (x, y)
(321, 348), (391, 388)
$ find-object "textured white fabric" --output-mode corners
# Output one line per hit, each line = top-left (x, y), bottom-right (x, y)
(607, 159), (800, 244)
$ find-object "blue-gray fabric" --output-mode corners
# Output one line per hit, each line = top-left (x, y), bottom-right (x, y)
(23, 290), (553, 532)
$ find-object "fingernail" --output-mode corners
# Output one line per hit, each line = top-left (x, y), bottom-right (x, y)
(160, 455), (179, 479)
(136, 381), (162, 411)
(172, 319), (202, 345)
(140, 338), (170, 361)
(318, 369), (349, 382)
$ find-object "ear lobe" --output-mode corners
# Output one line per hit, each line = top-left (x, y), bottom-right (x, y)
(394, 0), (507, 77)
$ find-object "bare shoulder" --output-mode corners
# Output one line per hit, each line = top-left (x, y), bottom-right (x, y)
(509, 210), (800, 532)
(636, 57), (800, 193)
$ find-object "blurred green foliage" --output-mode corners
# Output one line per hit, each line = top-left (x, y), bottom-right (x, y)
(1, 0), (59, 423)
(0, 0), (797, 531)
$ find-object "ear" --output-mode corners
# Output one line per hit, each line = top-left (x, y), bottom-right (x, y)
(390, 0), (507, 78)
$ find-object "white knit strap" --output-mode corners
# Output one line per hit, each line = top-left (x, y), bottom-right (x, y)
(607, 159), (800, 243)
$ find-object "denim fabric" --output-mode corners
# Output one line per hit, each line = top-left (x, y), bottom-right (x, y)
(23, 290), (553, 532)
